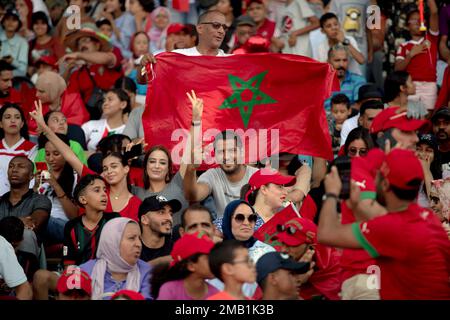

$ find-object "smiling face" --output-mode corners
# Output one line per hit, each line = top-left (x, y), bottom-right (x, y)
(120, 222), (142, 266)
(145, 149), (170, 183)
(197, 11), (227, 50)
(102, 154), (129, 186)
(32, 19), (48, 37)
(141, 205), (173, 236)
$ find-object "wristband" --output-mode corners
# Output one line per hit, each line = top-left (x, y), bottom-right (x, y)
(322, 193), (339, 201)
(192, 120), (201, 126)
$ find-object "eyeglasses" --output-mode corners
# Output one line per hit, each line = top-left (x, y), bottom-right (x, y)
(276, 224), (298, 235)
(200, 22), (229, 32)
(231, 257), (254, 267)
(234, 213), (258, 224)
(348, 147), (368, 157)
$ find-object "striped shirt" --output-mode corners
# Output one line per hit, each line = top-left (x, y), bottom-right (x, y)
(0, 138), (37, 196)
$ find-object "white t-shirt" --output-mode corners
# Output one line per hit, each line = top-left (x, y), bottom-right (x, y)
(198, 166), (259, 218)
(82, 119), (126, 151)
(340, 114), (359, 146)
(314, 35), (363, 75)
(171, 47), (230, 56)
(0, 235), (27, 288)
(276, 0), (315, 57)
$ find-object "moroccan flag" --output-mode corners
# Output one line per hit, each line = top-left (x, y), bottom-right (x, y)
(143, 52), (337, 166)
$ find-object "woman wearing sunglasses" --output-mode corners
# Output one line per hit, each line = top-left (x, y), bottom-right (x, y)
(343, 127), (374, 158)
(221, 199), (275, 298)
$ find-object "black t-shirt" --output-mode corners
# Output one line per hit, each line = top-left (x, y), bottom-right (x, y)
(140, 236), (173, 262)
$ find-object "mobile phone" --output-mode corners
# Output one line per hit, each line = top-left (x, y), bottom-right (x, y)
(376, 130), (397, 151)
(332, 155), (352, 200)
(125, 144), (144, 160)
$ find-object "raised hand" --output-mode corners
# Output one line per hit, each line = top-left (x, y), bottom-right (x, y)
(29, 100), (47, 132)
(186, 90), (204, 122)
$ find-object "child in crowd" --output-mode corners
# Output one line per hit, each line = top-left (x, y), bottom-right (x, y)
(207, 240), (257, 300)
(329, 94), (352, 157)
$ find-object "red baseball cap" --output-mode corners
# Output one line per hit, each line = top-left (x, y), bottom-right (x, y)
(249, 168), (296, 190)
(167, 23), (189, 36)
(370, 106), (427, 134)
(380, 149), (424, 190)
(56, 268), (92, 296)
(276, 218), (317, 247)
(111, 289), (145, 300)
(36, 55), (58, 70)
(170, 232), (215, 266)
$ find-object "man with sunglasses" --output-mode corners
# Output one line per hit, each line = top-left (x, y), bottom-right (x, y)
(318, 149), (450, 300)
(394, 0), (439, 111)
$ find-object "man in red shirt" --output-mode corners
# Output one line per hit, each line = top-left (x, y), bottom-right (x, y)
(318, 148), (450, 300)
(246, 0), (277, 47)
(61, 23), (124, 119)
(0, 60), (21, 107)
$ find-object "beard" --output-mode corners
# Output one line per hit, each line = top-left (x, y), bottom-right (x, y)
(435, 130), (449, 142)
(220, 163), (240, 175)
(149, 219), (172, 236)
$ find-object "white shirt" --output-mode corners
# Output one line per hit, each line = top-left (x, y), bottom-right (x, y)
(340, 114), (359, 146)
(0, 235), (27, 288)
(171, 47), (230, 56)
(314, 35), (363, 75)
(82, 119), (126, 151)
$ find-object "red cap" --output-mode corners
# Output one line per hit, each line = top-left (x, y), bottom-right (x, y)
(370, 106), (427, 134)
(276, 218), (317, 247)
(111, 289), (145, 300)
(56, 268), (92, 296)
(36, 55), (58, 69)
(380, 149), (424, 190)
(249, 168), (296, 190)
(170, 232), (214, 267)
(167, 23), (189, 36)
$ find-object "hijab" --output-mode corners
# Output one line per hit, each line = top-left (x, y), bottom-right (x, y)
(148, 6), (170, 52)
(222, 200), (257, 248)
(91, 217), (141, 300)
(36, 71), (66, 110)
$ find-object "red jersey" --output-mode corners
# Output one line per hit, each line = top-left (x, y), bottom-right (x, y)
(0, 88), (22, 107)
(257, 19), (276, 41)
(67, 47), (124, 105)
(352, 203), (450, 300)
(396, 31), (439, 82)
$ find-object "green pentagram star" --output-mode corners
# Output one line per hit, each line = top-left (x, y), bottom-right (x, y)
(219, 71), (277, 128)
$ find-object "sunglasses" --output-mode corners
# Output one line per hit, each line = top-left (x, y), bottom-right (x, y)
(277, 224), (297, 235)
(200, 22), (229, 32)
(234, 213), (258, 224)
(348, 147), (368, 157)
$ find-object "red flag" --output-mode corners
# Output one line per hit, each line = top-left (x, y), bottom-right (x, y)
(253, 203), (300, 251)
(172, 0), (190, 12)
(143, 52), (337, 167)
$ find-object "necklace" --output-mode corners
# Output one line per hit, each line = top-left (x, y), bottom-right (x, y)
(113, 194), (120, 200)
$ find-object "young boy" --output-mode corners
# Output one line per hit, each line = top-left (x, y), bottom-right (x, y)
(315, 12), (365, 76)
(207, 240), (257, 300)
(329, 94), (352, 157)
(256, 251), (309, 300)
(32, 174), (119, 300)
(274, 0), (319, 57)
(395, 0), (439, 111)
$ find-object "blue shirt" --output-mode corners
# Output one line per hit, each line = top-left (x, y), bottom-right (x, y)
(0, 31), (28, 77)
(80, 259), (153, 300)
(324, 71), (366, 111)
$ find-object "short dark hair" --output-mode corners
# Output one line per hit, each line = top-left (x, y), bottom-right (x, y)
(10, 156), (34, 174)
(331, 94), (351, 109)
(208, 240), (245, 282)
(105, 88), (131, 115)
(406, 9), (420, 25)
(320, 12), (338, 29)
(96, 134), (131, 156)
(383, 71), (410, 103)
(389, 180), (421, 201)
(213, 130), (243, 150)
(198, 10), (225, 24)
(359, 100), (384, 116)
(0, 216), (24, 245)
(115, 76), (137, 95)
(137, 0), (155, 13)
(328, 44), (348, 60)
(96, 18), (112, 29)
(181, 204), (214, 228)
(0, 59), (15, 73)
(73, 174), (105, 207)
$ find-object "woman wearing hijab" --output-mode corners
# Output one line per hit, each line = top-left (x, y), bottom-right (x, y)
(148, 7), (171, 54)
(220, 200), (275, 299)
(80, 217), (152, 300)
(30, 71), (89, 136)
